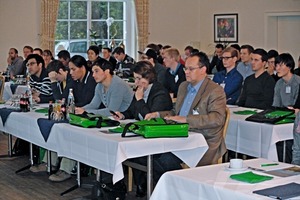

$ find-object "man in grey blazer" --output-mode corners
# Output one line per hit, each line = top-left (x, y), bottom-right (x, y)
(146, 52), (227, 166)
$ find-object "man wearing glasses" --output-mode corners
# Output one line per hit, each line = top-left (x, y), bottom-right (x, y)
(26, 54), (53, 103)
(213, 47), (243, 105)
(146, 52), (227, 166)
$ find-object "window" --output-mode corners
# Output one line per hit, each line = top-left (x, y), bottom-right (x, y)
(55, 0), (136, 59)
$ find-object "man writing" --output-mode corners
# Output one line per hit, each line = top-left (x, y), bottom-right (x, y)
(146, 52), (227, 166)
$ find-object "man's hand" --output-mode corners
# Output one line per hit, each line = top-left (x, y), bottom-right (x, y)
(74, 107), (85, 114)
(145, 112), (159, 120)
(135, 86), (144, 101)
(164, 115), (187, 123)
(48, 71), (57, 83)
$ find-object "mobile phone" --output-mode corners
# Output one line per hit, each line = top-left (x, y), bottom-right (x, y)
(110, 110), (118, 116)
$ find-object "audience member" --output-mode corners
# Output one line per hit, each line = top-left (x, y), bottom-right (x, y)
(47, 60), (73, 101)
(57, 50), (70, 68)
(163, 48), (186, 98)
(183, 45), (194, 60)
(7, 48), (24, 79)
(101, 47), (117, 70)
(213, 47), (243, 105)
(33, 48), (43, 56)
(114, 60), (172, 121)
(267, 49), (280, 82)
(290, 88), (300, 165)
(273, 53), (300, 163)
(138, 48), (166, 85)
(237, 44), (254, 80)
(112, 46), (135, 78)
(146, 51), (227, 171)
(20, 46), (34, 76)
(209, 43), (225, 73)
(26, 54), (53, 103)
(42, 49), (54, 68)
(294, 56), (300, 76)
(75, 59), (133, 116)
(87, 45), (106, 70)
(238, 48), (275, 109)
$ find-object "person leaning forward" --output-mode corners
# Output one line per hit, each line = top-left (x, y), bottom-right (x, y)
(146, 52), (227, 166)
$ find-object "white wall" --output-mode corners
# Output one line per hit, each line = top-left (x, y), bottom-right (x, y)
(0, 0), (41, 70)
(149, 0), (300, 58)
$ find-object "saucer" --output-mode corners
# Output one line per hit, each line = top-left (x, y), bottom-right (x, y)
(225, 166), (248, 172)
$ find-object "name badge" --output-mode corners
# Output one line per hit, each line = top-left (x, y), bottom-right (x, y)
(175, 75), (179, 83)
(220, 82), (225, 89)
(286, 86), (291, 94)
(192, 109), (199, 115)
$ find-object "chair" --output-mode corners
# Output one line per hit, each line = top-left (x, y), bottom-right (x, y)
(0, 75), (5, 103)
(218, 106), (230, 164)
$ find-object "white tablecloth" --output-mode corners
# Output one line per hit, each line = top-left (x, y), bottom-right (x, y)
(3, 82), (28, 101)
(226, 107), (293, 161)
(150, 158), (300, 200)
(0, 106), (208, 184)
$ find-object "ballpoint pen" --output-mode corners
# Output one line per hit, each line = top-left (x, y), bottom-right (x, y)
(261, 163), (279, 167)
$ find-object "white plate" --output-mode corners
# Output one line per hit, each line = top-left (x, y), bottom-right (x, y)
(225, 166), (248, 172)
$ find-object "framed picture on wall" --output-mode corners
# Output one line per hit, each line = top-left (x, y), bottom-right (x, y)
(214, 13), (238, 43)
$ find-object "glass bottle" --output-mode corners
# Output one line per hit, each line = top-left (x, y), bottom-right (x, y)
(48, 101), (53, 120)
(67, 88), (75, 115)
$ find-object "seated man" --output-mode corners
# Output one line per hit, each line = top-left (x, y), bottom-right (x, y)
(163, 48), (186, 98)
(238, 48), (275, 109)
(141, 52), (226, 196)
(57, 50), (71, 68)
(101, 47), (117, 70)
(266, 49), (280, 82)
(47, 60), (73, 101)
(138, 48), (166, 85)
(273, 53), (300, 163)
(75, 59), (133, 116)
(213, 47), (243, 105)
(26, 54), (53, 103)
(112, 46), (135, 78)
(236, 44), (255, 80)
(209, 43), (225, 73)
(7, 48), (24, 80)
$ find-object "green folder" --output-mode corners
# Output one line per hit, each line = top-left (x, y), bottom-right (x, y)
(233, 110), (257, 115)
(230, 171), (273, 184)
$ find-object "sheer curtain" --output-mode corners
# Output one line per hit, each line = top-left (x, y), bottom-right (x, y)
(40, 0), (59, 53)
(134, 0), (149, 51)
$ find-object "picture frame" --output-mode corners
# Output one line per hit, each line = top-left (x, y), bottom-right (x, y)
(214, 13), (238, 43)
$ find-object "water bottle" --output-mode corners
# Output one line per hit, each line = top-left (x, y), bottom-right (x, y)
(67, 88), (75, 115)
(61, 98), (67, 119)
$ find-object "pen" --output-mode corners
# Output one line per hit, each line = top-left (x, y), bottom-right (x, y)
(261, 163), (279, 167)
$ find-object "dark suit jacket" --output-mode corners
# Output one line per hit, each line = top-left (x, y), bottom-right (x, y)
(122, 82), (173, 120)
(164, 64), (186, 98)
(160, 78), (227, 166)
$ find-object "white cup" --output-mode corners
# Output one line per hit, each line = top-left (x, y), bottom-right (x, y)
(229, 159), (243, 169)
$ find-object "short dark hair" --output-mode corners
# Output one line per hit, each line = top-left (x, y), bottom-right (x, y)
(112, 47), (125, 55)
(11, 48), (18, 54)
(267, 49), (279, 59)
(146, 43), (160, 55)
(252, 48), (268, 62)
(47, 60), (67, 73)
(92, 59), (114, 75)
(24, 46), (33, 52)
(102, 47), (112, 53)
(275, 53), (295, 72)
(133, 60), (157, 84)
(87, 45), (100, 55)
(57, 50), (71, 60)
(43, 49), (54, 60)
(215, 44), (224, 49)
(240, 44), (254, 54)
(184, 45), (194, 52)
(33, 48), (43, 55)
(26, 54), (45, 68)
(69, 55), (88, 69)
(190, 52), (210, 74)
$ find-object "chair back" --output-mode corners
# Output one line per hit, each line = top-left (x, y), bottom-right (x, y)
(0, 75), (5, 102)
(218, 106), (230, 163)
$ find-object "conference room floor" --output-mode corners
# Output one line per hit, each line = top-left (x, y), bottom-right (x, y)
(0, 133), (145, 200)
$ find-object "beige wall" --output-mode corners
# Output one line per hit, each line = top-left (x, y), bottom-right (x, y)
(1, 0), (299, 70)
(0, 0), (41, 70)
(149, 0), (300, 58)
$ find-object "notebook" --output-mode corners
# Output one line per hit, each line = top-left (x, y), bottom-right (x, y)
(253, 182), (300, 199)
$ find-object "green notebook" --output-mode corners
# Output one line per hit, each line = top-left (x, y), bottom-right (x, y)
(230, 171), (273, 184)
(233, 110), (257, 115)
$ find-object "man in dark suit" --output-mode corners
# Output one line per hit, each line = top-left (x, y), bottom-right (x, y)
(146, 52), (227, 166)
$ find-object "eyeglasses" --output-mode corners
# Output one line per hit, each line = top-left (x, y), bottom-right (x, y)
(220, 56), (234, 61)
(26, 62), (37, 67)
(184, 66), (201, 72)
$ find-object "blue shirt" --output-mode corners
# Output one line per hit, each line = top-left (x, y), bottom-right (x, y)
(213, 68), (243, 105)
(237, 62), (254, 81)
(179, 80), (203, 116)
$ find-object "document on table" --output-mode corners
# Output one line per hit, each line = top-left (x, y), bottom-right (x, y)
(253, 182), (300, 199)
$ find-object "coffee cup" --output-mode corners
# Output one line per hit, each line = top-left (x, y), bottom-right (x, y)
(229, 158), (243, 169)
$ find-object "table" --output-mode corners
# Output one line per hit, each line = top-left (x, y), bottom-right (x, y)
(3, 82), (28, 101)
(226, 106), (293, 161)
(0, 105), (208, 198)
(150, 158), (300, 200)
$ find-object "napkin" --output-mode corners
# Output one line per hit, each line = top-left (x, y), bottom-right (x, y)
(37, 118), (68, 142)
(0, 108), (21, 126)
(233, 110), (257, 115)
(230, 171), (273, 184)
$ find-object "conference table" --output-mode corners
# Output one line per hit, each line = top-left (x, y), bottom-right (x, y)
(0, 104), (208, 199)
(226, 106), (294, 161)
(150, 158), (300, 200)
